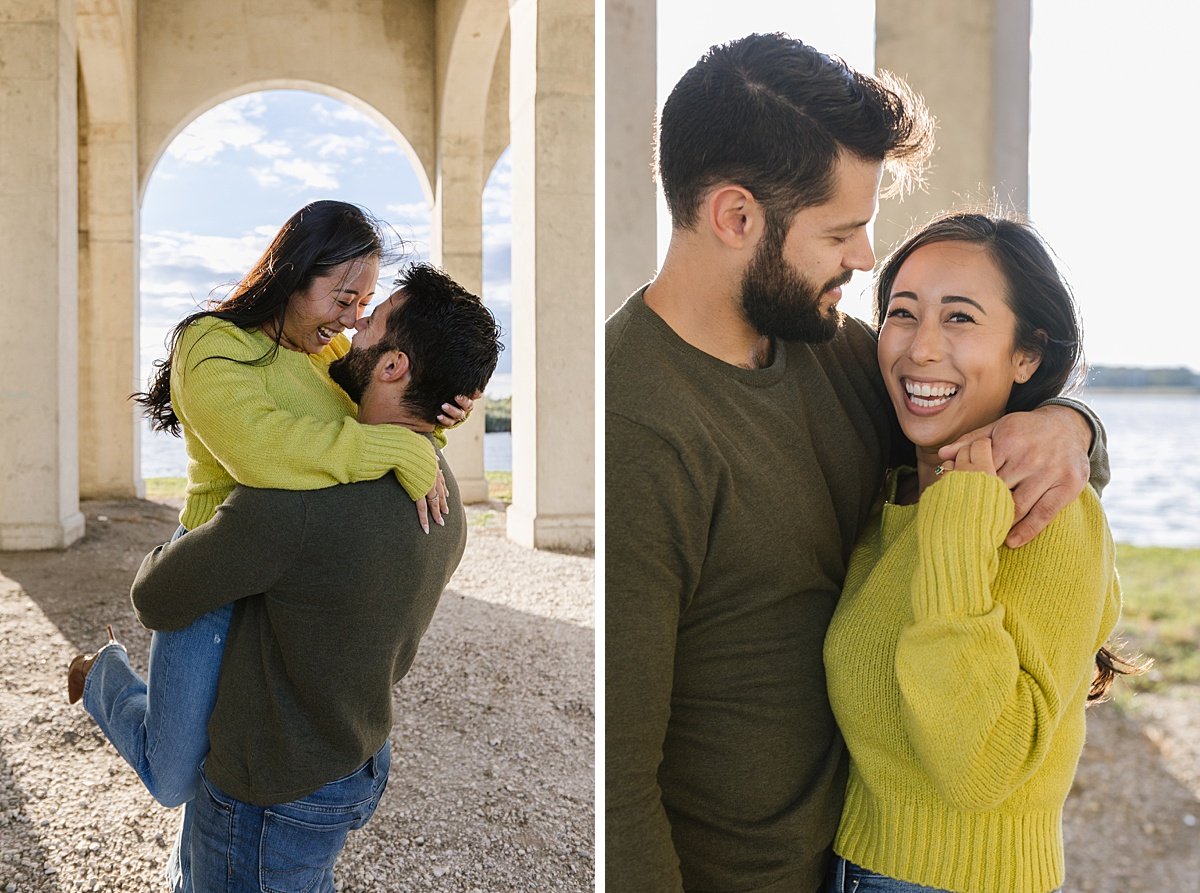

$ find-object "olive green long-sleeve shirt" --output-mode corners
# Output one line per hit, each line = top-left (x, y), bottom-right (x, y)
(606, 291), (896, 893)
(132, 450), (465, 806)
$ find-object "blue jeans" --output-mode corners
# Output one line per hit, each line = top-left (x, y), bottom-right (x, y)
(184, 743), (391, 893)
(825, 858), (1062, 893)
(81, 525), (233, 889)
(82, 525), (230, 807)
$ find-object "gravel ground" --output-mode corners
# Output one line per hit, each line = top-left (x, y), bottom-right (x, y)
(0, 497), (594, 892)
(3, 497), (1198, 892)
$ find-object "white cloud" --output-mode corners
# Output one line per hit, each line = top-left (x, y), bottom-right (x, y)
(309, 100), (373, 128)
(249, 167), (283, 188)
(482, 220), (511, 250)
(140, 230), (273, 287)
(309, 133), (371, 158)
(167, 102), (266, 163)
(385, 201), (431, 224)
(483, 282), (512, 306)
(246, 158), (340, 191)
(273, 158), (339, 190)
(252, 140), (292, 159)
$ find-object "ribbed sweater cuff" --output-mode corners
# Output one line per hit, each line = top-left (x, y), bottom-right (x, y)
(358, 425), (438, 500)
(912, 472), (1013, 619)
(836, 774), (1064, 893)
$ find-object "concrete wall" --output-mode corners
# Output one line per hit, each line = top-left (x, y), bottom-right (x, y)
(136, 0), (438, 193)
(0, 0), (86, 549)
(1, 0), (595, 551)
(875, 0), (1031, 255)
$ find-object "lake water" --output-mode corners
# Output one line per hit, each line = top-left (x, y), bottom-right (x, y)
(1080, 391), (1200, 548)
(141, 391), (1200, 548)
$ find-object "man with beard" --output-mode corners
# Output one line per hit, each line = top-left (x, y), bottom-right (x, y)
(604, 33), (1107, 893)
(129, 263), (501, 891)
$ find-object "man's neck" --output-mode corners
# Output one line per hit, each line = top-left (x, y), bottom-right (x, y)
(644, 240), (772, 370)
(356, 396), (434, 432)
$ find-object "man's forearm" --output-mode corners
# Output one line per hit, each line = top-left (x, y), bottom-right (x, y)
(131, 488), (296, 630)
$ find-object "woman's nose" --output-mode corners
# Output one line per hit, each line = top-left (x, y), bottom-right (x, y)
(909, 320), (943, 363)
(337, 303), (359, 328)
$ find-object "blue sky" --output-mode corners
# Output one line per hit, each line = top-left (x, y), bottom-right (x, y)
(656, 0), (1199, 372)
(140, 89), (513, 404)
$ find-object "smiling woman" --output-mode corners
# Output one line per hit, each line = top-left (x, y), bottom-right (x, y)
(822, 209), (1143, 893)
(139, 89), (514, 478)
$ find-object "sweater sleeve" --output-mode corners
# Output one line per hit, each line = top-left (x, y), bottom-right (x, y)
(173, 320), (437, 500)
(604, 412), (707, 893)
(1043, 396), (1110, 497)
(131, 487), (302, 631)
(895, 471), (1116, 811)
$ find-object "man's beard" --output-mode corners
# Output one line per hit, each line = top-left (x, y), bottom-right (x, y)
(328, 342), (387, 405)
(740, 229), (849, 343)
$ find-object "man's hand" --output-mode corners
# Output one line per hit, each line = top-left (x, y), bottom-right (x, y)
(938, 405), (1092, 548)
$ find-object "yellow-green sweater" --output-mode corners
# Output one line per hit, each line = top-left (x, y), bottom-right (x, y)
(824, 470), (1120, 893)
(170, 316), (439, 531)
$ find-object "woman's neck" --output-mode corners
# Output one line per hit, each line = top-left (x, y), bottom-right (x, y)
(912, 445), (944, 501)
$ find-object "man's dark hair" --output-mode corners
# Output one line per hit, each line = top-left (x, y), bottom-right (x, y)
(657, 32), (935, 231)
(380, 264), (503, 424)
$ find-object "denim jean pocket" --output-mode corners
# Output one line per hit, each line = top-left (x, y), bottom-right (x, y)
(259, 766), (386, 893)
(259, 807), (365, 893)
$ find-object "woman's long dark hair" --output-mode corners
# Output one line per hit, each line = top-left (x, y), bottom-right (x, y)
(135, 200), (391, 435)
(875, 209), (1149, 702)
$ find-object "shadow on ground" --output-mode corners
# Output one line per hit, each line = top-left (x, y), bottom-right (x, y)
(0, 498), (594, 892)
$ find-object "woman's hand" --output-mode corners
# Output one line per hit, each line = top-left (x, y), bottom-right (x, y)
(414, 467), (449, 533)
(942, 437), (998, 477)
(436, 393), (480, 428)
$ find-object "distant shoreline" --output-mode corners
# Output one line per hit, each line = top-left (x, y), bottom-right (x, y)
(1082, 387), (1200, 395)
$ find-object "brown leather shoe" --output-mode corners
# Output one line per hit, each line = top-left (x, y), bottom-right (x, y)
(67, 625), (117, 705)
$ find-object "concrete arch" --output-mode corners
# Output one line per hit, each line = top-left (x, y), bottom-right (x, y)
(1, 0), (595, 551)
(138, 82), (434, 208)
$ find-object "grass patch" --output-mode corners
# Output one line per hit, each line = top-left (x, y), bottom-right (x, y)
(486, 470), (512, 505)
(144, 477), (186, 501)
(1110, 544), (1200, 692)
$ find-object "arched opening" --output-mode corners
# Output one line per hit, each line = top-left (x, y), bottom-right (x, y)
(138, 88), (432, 485)
(482, 146), (513, 480)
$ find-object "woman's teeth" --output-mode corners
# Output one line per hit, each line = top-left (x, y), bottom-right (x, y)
(317, 326), (333, 340)
(905, 380), (957, 407)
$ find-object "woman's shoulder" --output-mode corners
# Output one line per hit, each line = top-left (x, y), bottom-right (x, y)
(1004, 483), (1112, 575)
(176, 314), (270, 364)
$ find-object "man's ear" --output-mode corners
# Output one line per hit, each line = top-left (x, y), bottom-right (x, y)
(377, 349), (411, 383)
(705, 185), (762, 250)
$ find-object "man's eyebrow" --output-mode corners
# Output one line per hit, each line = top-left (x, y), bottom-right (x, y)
(827, 217), (872, 233)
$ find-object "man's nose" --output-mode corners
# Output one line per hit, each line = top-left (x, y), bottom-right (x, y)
(845, 230), (875, 273)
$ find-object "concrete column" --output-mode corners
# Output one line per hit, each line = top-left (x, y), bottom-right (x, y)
(604, 0), (656, 318)
(874, 0), (1031, 256)
(78, 109), (140, 499)
(433, 141), (489, 503)
(0, 0), (85, 549)
(506, 0), (594, 551)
